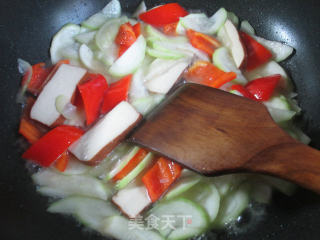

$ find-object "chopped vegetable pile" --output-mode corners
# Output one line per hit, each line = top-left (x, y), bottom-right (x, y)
(17, 1), (310, 240)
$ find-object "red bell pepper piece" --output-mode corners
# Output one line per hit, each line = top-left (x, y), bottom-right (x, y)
(115, 22), (137, 57)
(115, 22), (136, 46)
(211, 72), (237, 88)
(245, 74), (281, 101)
(163, 22), (178, 36)
(186, 29), (221, 57)
(186, 61), (236, 88)
(132, 23), (141, 37)
(139, 3), (188, 27)
(231, 84), (256, 100)
(240, 31), (272, 71)
(142, 157), (182, 202)
(19, 118), (43, 144)
(21, 63), (51, 95)
(78, 74), (108, 125)
(22, 125), (84, 167)
(100, 74), (132, 114)
(54, 151), (69, 172)
(113, 148), (148, 181)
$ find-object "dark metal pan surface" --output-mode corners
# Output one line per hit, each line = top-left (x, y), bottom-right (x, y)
(1, 0), (320, 239)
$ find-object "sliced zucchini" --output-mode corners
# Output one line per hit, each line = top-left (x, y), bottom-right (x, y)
(145, 25), (188, 44)
(249, 181), (273, 204)
(60, 43), (80, 60)
(258, 175), (296, 196)
(48, 196), (119, 230)
(79, 44), (106, 73)
(208, 8), (228, 34)
(264, 95), (291, 110)
(213, 182), (250, 228)
(286, 125), (311, 145)
(81, 0), (121, 30)
(109, 35), (146, 77)
(101, 215), (164, 240)
(129, 64), (150, 101)
(79, 26), (91, 33)
(148, 40), (208, 60)
(144, 58), (179, 81)
(32, 169), (110, 200)
(180, 8), (227, 34)
(106, 146), (140, 181)
(240, 20), (255, 35)
(82, 13), (108, 30)
(164, 173), (201, 200)
(101, 0), (121, 17)
(149, 198), (209, 240)
(182, 182), (221, 222)
(210, 173), (248, 197)
(212, 47), (247, 85)
(131, 94), (165, 116)
(132, 1), (147, 18)
(74, 31), (97, 44)
(95, 43), (118, 67)
(95, 17), (127, 50)
(87, 143), (132, 178)
(50, 23), (81, 64)
(115, 152), (154, 190)
(287, 96), (301, 114)
(146, 48), (185, 60)
(267, 107), (296, 123)
(227, 12), (239, 27)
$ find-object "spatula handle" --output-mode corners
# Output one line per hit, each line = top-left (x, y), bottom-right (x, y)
(246, 142), (320, 193)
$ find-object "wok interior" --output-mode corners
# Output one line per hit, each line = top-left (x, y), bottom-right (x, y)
(0, 0), (320, 239)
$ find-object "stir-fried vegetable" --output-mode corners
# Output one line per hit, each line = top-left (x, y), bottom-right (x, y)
(139, 3), (188, 27)
(240, 31), (273, 71)
(78, 74), (108, 125)
(22, 125), (84, 167)
(186, 29), (221, 57)
(101, 74), (132, 114)
(245, 74), (281, 101)
(113, 148), (148, 181)
(17, 1), (309, 240)
(19, 118), (43, 144)
(186, 60), (237, 88)
(142, 157), (182, 202)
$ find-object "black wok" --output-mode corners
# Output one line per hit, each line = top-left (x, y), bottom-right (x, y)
(1, 0), (320, 239)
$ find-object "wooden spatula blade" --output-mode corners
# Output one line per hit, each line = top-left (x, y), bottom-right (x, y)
(129, 83), (293, 174)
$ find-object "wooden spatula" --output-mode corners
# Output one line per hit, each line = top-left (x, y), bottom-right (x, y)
(129, 83), (320, 193)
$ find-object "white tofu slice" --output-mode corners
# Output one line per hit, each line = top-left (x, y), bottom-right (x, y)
(112, 182), (151, 218)
(30, 64), (87, 126)
(69, 101), (141, 163)
(145, 60), (189, 94)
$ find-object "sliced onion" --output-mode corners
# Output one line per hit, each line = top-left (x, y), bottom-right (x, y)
(16, 58), (33, 104)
